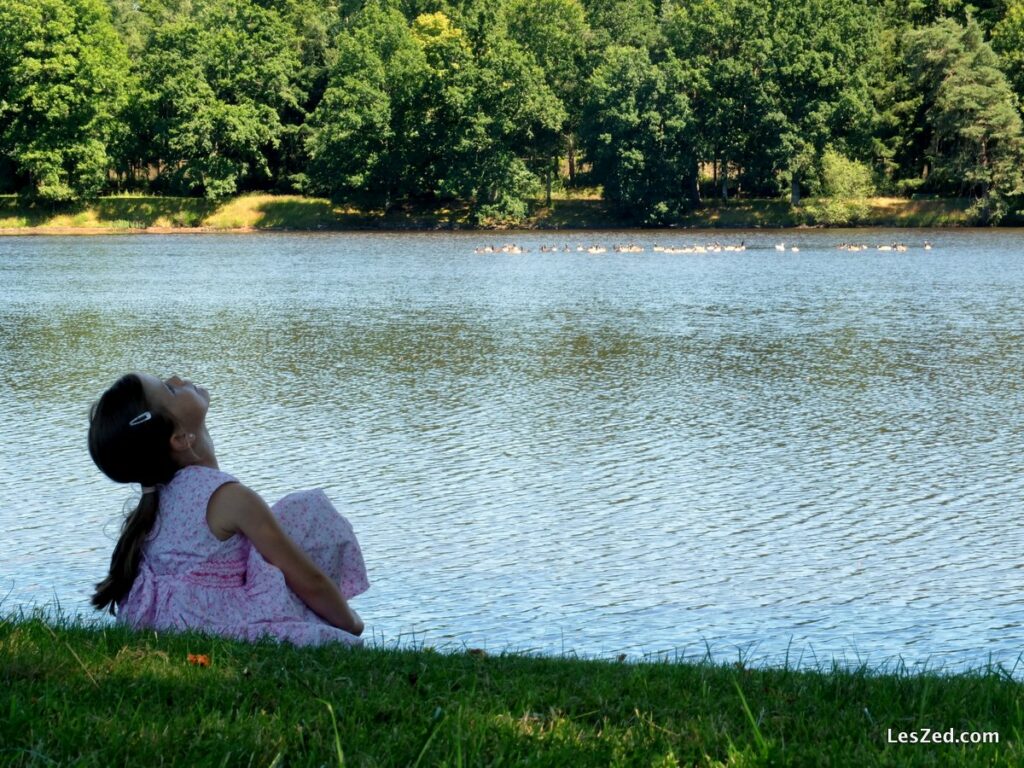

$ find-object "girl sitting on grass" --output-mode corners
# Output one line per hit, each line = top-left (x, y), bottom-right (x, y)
(87, 372), (368, 646)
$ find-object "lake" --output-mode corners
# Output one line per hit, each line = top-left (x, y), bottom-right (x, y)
(1, 229), (1022, 672)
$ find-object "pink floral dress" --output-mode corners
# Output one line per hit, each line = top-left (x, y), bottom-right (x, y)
(117, 465), (369, 646)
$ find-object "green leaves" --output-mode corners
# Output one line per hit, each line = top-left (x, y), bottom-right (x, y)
(121, 0), (305, 199)
(906, 18), (1024, 221)
(1, 0), (1023, 219)
(0, 0), (129, 201)
(307, 4), (564, 220)
(991, 0), (1024, 102)
(579, 47), (693, 222)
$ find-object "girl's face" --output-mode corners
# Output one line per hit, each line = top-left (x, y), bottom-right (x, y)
(137, 373), (210, 435)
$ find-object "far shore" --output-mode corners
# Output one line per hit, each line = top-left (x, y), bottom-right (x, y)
(2, 192), (1015, 235)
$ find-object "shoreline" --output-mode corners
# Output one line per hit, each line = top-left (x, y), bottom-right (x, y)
(1, 193), (1011, 235)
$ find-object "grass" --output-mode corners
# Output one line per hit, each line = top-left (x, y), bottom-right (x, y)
(0, 193), (475, 232)
(531, 195), (977, 229)
(678, 199), (801, 228)
(0, 192), (993, 234)
(2, 613), (1022, 766)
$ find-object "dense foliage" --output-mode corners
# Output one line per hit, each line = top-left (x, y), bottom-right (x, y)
(1, 0), (1022, 221)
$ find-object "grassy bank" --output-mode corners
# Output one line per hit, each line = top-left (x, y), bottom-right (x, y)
(0, 192), (998, 234)
(2, 615), (1022, 766)
(0, 193), (473, 232)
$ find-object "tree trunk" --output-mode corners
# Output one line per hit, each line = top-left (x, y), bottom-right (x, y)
(980, 139), (990, 223)
(689, 158), (701, 206)
(546, 160), (552, 207)
(567, 134), (576, 187)
(720, 159), (728, 200)
(791, 173), (801, 206)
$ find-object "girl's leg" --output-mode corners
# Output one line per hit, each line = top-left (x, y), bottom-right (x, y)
(271, 489), (370, 599)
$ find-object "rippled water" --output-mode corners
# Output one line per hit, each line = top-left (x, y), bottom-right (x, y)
(2, 230), (1023, 671)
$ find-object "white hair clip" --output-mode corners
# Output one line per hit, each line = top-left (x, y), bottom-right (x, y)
(129, 411), (152, 427)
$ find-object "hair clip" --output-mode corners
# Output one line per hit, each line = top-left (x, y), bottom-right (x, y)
(129, 411), (152, 427)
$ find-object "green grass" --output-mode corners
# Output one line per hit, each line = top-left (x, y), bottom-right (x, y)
(0, 193), (995, 233)
(2, 613), (1022, 766)
(530, 196), (977, 229)
(678, 199), (802, 228)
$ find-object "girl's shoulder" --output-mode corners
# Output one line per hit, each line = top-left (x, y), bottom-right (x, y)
(164, 464), (239, 494)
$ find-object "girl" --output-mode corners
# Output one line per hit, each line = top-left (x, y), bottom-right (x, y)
(88, 372), (368, 646)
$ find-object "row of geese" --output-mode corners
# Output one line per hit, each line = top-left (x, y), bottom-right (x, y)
(473, 241), (934, 254)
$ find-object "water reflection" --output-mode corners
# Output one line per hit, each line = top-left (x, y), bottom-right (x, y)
(1, 230), (1023, 670)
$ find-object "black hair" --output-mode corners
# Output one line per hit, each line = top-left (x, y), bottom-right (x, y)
(87, 374), (179, 614)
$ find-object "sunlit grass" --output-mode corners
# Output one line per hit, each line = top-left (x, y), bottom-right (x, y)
(2, 612), (1022, 766)
(862, 196), (973, 225)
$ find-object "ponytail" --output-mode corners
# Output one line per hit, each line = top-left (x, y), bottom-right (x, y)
(88, 374), (179, 615)
(91, 490), (160, 615)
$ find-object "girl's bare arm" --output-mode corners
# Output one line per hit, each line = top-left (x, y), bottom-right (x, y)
(207, 483), (363, 635)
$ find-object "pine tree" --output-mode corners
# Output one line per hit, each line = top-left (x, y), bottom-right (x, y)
(907, 19), (1024, 222)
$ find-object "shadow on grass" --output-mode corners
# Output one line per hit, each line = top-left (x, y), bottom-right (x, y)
(250, 198), (476, 230)
(530, 199), (621, 229)
(680, 200), (798, 228)
(0, 196), (89, 226)
(531, 199), (798, 230)
(249, 198), (353, 229)
(0, 193), (999, 232)
(0, 195), (218, 228)
(92, 197), (218, 227)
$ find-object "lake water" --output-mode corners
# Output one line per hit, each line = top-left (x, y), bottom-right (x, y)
(2, 229), (1023, 672)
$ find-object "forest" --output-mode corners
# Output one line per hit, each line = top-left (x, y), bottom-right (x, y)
(1, 0), (1023, 223)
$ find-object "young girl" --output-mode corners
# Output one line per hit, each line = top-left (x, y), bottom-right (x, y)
(88, 372), (368, 646)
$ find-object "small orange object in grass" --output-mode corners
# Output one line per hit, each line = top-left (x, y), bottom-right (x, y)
(187, 653), (211, 667)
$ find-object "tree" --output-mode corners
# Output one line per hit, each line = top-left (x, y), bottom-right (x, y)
(0, 0), (129, 200)
(992, 0), (1024, 104)
(768, 0), (877, 204)
(581, 0), (660, 51)
(906, 19), (1024, 221)
(305, 2), (414, 205)
(123, 0), (303, 199)
(499, 0), (590, 191)
(580, 46), (693, 222)
(453, 33), (565, 218)
(308, 4), (563, 220)
(242, 0), (345, 191)
(662, 0), (785, 200)
(802, 147), (876, 223)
